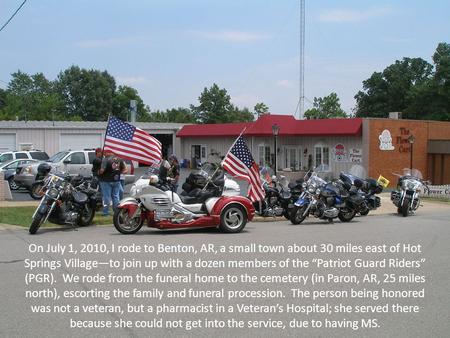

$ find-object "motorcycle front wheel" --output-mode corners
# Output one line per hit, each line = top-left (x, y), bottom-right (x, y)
(338, 209), (356, 222)
(113, 208), (144, 234)
(29, 213), (44, 234)
(290, 205), (307, 225)
(401, 198), (409, 217)
(29, 182), (44, 200)
(79, 205), (95, 226)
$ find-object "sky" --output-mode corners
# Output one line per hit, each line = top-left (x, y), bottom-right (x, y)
(1, 0), (449, 117)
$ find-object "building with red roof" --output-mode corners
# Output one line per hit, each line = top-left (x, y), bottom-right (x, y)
(177, 114), (450, 185)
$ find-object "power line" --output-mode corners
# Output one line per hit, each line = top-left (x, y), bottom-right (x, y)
(0, 0), (28, 33)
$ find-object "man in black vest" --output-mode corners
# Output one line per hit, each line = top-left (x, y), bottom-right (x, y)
(99, 149), (127, 216)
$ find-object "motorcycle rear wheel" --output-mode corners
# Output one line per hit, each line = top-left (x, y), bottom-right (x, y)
(29, 213), (44, 234)
(338, 209), (356, 222)
(219, 205), (247, 233)
(290, 205), (307, 225)
(79, 205), (95, 226)
(113, 208), (144, 234)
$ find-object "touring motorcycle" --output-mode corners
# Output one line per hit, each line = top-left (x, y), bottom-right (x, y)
(113, 165), (254, 234)
(391, 169), (428, 217)
(339, 172), (383, 216)
(290, 171), (364, 224)
(29, 173), (99, 234)
(254, 169), (304, 219)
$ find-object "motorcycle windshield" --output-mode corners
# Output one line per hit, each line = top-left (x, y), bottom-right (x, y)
(308, 175), (326, 187)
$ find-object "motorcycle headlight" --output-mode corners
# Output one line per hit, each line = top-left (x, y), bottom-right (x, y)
(406, 182), (416, 190)
(302, 182), (307, 189)
(48, 188), (59, 199)
(316, 188), (321, 195)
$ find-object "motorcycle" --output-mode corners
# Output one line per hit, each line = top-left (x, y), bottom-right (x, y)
(339, 172), (383, 216)
(113, 165), (254, 234)
(390, 169), (428, 217)
(29, 174), (98, 234)
(254, 171), (304, 219)
(290, 171), (362, 224)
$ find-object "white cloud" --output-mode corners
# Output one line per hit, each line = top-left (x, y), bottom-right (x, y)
(74, 36), (150, 48)
(276, 79), (294, 88)
(116, 76), (149, 86)
(190, 30), (271, 42)
(319, 6), (393, 23)
(231, 94), (259, 108)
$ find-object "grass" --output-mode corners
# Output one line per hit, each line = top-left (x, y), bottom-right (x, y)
(0, 206), (113, 227)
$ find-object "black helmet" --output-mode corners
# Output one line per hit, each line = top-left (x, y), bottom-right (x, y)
(37, 162), (51, 175)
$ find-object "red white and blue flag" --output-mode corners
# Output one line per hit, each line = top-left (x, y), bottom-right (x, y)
(104, 116), (162, 165)
(222, 136), (264, 202)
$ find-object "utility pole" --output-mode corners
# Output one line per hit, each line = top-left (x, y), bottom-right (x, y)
(299, 0), (305, 119)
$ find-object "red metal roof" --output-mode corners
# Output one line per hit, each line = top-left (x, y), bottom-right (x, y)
(176, 122), (252, 138)
(176, 115), (362, 137)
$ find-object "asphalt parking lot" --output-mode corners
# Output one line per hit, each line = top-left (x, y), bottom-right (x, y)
(1, 201), (449, 338)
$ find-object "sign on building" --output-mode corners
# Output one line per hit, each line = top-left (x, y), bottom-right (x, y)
(379, 129), (395, 150)
(349, 148), (363, 163)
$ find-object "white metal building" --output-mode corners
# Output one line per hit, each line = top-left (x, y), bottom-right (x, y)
(0, 120), (186, 159)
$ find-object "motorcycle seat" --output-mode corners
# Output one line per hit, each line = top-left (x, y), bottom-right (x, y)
(179, 189), (214, 205)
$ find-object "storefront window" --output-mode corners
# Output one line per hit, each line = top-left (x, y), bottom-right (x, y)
(314, 144), (330, 171)
(258, 145), (271, 167)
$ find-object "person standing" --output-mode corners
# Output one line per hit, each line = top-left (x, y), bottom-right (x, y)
(99, 150), (127, 216)
(168, 154), (180, 192)
(91, 148), (103, 188)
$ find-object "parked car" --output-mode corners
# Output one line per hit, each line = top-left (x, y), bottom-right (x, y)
(14, 150), (135, 190)
(0, 150), (49, 164)
(0, 159), (39, 190)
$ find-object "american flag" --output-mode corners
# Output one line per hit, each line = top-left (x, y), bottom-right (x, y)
(104, 116), (162, 165)
(222, 136), (265, 202)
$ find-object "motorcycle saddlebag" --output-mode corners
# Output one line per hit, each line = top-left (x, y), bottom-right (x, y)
(348, 194), (364, 206)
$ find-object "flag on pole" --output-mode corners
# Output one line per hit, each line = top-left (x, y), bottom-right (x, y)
(104, 116), (162, 165)
(222, 136), (265, 202)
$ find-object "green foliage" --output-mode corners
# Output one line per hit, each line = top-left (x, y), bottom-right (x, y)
(355, 43), (450, 121)
(56, 66), (116, 121)
(304, 92), (347, 119)
(190, 83), (254, 123)
(254, 102), (269, 117)
(143, 107), (196, 123)
(112, 85), (146, 121)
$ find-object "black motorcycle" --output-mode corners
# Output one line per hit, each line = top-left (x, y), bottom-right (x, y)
(339, 172), (383, 216)
(29, 174), (99, 234)
(254, 175), (303, 219)
(29, 163), (52, 200)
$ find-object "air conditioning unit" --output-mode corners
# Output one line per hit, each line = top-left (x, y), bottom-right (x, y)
(388, 112), (402, 119)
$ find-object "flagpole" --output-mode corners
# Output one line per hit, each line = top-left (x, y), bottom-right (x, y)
(101, 114), (112, 158)
(201, 127), (248, 193)
(220, 127), (247, 168)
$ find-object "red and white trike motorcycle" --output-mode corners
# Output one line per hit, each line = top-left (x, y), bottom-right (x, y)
(113, 163), (254, 234)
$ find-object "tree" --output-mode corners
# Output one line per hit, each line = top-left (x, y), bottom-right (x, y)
(56, 66), (116, 121)
(190, 83), (254, 123)
(143, 107), (196, 123)
(354, 57), (433, 118)
(254, 102), (269, 117)
(190, 84), (233, 123)
(1, 71), (63, 121)
(304, 92), (347, 119)
(112, 85), (146, 121)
